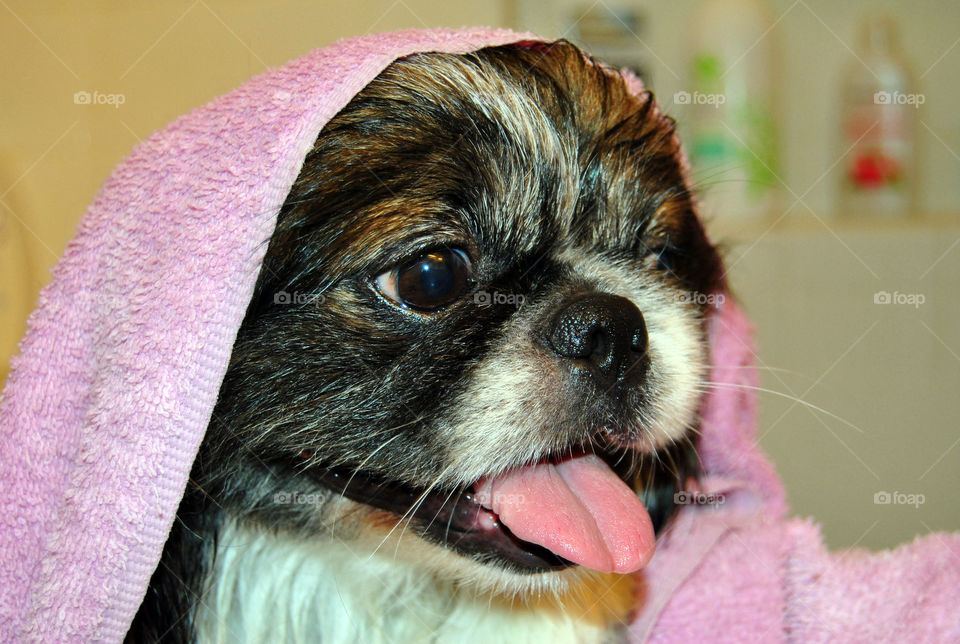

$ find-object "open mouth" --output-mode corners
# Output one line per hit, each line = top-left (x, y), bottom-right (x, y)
(311, 443), (656, 575)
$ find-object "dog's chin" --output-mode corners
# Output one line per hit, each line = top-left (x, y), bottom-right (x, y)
(308, 432), (665, 599)
(333, 492), (632, 602)
(313, 465), (573, 573)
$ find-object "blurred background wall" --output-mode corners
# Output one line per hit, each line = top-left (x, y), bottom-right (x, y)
(2, 0), (958, 551)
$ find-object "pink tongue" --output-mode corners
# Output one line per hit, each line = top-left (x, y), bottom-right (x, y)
(473, 453), (655, 573)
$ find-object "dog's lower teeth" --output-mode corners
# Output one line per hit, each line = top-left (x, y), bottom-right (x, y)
(474, 507), (499, 531)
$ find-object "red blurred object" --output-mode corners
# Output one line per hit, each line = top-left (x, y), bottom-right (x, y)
(850, 151), (901, 189)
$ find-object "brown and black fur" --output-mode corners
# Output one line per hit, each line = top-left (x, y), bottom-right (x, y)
(128, 40), (723, 642)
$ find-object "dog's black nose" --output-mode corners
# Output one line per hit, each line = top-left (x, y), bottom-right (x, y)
(546, 293), (648, 395)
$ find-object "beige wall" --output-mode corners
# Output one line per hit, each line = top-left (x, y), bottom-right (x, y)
(721, 217), (960, 551)
(2, 1), (958, 550)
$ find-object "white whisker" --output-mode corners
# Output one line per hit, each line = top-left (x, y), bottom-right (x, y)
(367, 464), (455, 562)
(700, 381), (865, 434)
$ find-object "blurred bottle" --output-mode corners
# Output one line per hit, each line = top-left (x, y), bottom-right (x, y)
(839, 14), (918, 218)
(685, 0), (780, 220)
(574, 5), (650, 81)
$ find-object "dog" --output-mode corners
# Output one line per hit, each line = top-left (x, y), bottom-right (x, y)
(127, 39), (724, 643)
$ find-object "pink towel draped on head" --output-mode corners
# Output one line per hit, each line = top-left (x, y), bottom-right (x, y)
(1, 27), (958, 643)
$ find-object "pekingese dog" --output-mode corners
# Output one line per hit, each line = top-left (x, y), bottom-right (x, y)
(128, 40), (723, 643)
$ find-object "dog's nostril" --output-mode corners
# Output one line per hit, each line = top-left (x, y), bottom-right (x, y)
(588, 329), (610, 367)
(546, 293), (648, 391)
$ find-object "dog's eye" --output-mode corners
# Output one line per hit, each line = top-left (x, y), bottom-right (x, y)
(375, 248), (473, 311)
(650, 246), (677, 273)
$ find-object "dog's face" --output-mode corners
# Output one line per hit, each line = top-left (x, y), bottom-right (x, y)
(202, 41), (722, 595)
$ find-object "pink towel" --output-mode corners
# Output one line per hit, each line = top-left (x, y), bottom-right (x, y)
(1, 27), (957, 643)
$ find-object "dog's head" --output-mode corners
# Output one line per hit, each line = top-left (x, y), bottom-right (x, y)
(202, 40), (723, 595)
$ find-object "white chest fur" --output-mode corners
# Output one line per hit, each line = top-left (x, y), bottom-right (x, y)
(194, 521), (627, 643)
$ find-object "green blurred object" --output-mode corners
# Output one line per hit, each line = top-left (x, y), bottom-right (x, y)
(685, 0), (780, 220)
